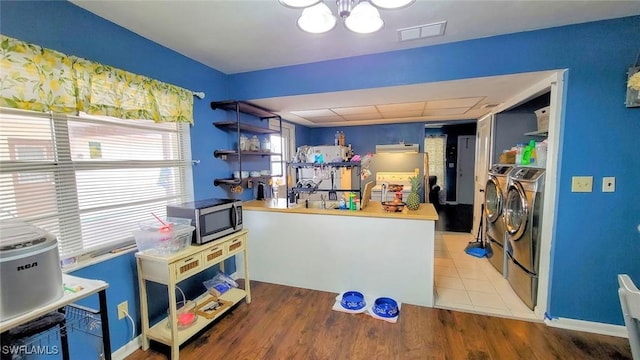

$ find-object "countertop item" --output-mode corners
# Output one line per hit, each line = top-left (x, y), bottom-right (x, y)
(242, 199), (438, 221)
(360, 181), (374, 210)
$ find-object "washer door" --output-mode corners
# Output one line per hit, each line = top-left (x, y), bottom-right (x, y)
(484, 177), (502, 223)
(505, 181), (528, 240)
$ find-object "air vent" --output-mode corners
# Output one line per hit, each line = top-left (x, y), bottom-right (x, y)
(398, 21), (446, 42)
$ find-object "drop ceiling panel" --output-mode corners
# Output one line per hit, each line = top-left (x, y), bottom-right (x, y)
(290, 109), (336, 117)
(376, 102), (426, 113)
(341, 114), (383, 121)
(425, 97), (484, 109)
(331, 106), (378, 115)
(305, 116), (345, 123)
(423, 108), (471, 116)
(381, 110), (424, 118)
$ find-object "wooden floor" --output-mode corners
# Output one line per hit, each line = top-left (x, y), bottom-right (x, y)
(126, 281), (632, 360)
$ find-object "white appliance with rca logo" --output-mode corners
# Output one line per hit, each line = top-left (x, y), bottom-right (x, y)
(0, 220), (63, 320)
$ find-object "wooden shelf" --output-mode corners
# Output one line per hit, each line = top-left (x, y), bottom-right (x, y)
(214, 150), (281, 158)
(288, 161), (361, 168)
(524, 130), (548, 136)
(213, 178), (242, 186)
(146, 288), (247, 346)
(213, 121), (279, 135)
(210, 100), (280, 119)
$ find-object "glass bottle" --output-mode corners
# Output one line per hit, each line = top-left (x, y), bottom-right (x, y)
(239, 135), (248, 152)
(261, 137), (271, 152)
(249, 135), (260, 151)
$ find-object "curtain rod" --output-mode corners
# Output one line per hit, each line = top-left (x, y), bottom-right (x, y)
(192, 91), (205, 99)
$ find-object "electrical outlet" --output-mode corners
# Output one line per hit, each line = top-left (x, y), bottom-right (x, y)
(117, 301), (128, 320)
(571, 176), (593, 192)
(602, 177), (615, 192)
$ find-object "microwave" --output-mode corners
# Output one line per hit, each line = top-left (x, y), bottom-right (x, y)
(166, 198), (242, 245)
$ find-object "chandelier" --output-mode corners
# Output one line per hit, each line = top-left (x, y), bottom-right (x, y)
(279, 0), (416, 34)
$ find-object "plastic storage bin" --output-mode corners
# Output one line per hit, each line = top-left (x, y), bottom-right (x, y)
(134, 217), (194, 255)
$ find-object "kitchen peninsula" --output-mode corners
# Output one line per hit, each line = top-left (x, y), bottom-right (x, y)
(238, 199), (438, 307)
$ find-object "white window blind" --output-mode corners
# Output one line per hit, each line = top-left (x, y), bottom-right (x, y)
(0, 108), (193, 258)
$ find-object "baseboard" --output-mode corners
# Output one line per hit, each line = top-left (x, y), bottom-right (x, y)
(545, 317), (628, 338)
(112, 336), (142, 360)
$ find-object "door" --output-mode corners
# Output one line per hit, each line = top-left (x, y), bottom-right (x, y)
(473, 114), (493, 235)
(456, 135), (475, 205)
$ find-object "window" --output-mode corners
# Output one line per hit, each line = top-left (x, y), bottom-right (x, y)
(425, 135), (446, 196)
(270, 120), (295, 197)
(0, 108), (193, 258)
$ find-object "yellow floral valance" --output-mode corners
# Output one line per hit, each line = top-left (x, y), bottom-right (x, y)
(0, 35), (193, 124)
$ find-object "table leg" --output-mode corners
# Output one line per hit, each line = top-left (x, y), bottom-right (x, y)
(98, 290), (112, 360)
(243, 250), (251, 304)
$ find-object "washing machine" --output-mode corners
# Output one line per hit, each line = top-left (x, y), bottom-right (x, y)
(484, 164), (516, 275)
(504, 166), (545, 310)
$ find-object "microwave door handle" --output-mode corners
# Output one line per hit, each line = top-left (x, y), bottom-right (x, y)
(231, 203), (238, 229)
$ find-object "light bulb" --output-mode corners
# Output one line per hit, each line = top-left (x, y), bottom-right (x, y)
(344, 1), (383, 34)
(278, 0), (322, 8)
(369, 0), (415, 9)
(297, 2), (337, 34)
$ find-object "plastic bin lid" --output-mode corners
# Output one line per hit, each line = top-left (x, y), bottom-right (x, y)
(0, 219), (57, 250)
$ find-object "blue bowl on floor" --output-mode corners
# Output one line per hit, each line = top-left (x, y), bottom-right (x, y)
(341, 291), (366, 310)
(372, 297), (399, 318)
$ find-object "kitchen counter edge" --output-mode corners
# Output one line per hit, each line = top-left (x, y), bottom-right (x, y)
(242, 200), (438, 221)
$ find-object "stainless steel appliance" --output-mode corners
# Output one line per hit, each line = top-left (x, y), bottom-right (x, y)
(0, 220), (63, 320)
(504, 166), (545, 309)
(166, 198), (242, 245)
(484, 164), (516, 274)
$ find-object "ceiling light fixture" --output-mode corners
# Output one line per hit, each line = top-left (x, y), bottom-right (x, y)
(280, 0), (415, 34)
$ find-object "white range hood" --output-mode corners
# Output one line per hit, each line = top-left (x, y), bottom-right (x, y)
(375, 143), (419, 153)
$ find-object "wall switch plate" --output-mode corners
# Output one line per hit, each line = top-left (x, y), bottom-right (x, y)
(602, 177), (615, 192)
(571, 176), (593, 192)
(117, 301), (128, 320)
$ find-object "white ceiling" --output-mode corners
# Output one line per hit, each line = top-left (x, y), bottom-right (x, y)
(70, 0), (640, 127)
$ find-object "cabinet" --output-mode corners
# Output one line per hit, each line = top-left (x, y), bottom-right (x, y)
(211, 101), (282, 190)
(135, 230), (251, 360)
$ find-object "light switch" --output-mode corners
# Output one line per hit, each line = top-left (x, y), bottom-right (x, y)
(571, 176), (593, 192)
(602, 177), (615, 192)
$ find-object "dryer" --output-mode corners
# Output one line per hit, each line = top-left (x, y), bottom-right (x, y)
(504, 166), (545, 310)
(484, 164), (516, 274)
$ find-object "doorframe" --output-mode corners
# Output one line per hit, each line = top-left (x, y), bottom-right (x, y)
(472, 113), (493, 235)
(482, 70), (565, 321)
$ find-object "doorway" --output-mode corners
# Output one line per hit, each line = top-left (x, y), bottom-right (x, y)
(427, 123), (476, 234)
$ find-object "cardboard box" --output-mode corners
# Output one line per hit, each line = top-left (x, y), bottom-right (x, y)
(535, 106), (550, 132)
(499, 150), (516, 164)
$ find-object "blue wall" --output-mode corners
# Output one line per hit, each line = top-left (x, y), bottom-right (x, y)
(2, 3), (639, 355)
(229, 16), (640, 325)
(1, 1), (232, 357)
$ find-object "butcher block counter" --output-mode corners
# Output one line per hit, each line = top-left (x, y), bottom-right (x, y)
(237, 199), (438, 307)
(243, 199), (438, 220)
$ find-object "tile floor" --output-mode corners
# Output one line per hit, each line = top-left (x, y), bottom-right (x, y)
(434, 231), (538, 321)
